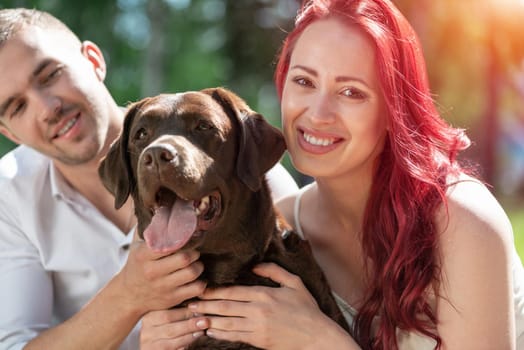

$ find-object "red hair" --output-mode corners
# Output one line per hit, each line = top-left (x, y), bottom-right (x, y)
(275, 0), (471, 349)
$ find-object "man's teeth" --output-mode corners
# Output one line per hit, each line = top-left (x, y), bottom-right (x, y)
(303, 132), (335, 146)
(195, 196), (210, 215)
(56, 117), (78, 137)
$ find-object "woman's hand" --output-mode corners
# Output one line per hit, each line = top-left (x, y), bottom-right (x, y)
(140, 307), (209, 350)
(187, 262), (355, 350)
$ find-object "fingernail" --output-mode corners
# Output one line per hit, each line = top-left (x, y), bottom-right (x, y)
(196, 320), (206, 329)
(206, 329), (214, 337)
(188, 303), (197, 309)
(193, 331), (204, 338)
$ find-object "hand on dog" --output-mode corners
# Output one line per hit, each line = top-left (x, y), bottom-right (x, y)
(114, 242), (206, 317)
(187, 262), (351, 350)
(140, 307), (209, 350)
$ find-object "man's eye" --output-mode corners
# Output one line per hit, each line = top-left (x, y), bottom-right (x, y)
(10, 101), (26, 118)
(41, 66), (63, 85)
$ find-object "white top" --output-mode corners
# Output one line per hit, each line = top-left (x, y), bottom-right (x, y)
(0, 145), (139, 350)
(0, 145), (298, 350)
(294, 183), (524, 349)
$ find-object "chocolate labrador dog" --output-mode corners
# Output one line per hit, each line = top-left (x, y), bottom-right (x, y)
(99, 88), (349, 349)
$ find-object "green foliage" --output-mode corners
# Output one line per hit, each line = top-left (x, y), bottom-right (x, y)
(1, 0), (524, 191)
(0, 138), (15, 155)
(508, 205), (524, 263)
(0, 0), (298, 173)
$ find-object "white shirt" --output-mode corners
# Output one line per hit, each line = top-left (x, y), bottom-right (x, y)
(0, 145), (298, 350)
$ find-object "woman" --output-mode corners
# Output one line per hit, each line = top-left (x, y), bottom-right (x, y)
(140, 0), (524, 349)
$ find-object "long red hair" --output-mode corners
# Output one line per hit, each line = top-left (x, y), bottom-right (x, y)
(275, 0), (471, 348)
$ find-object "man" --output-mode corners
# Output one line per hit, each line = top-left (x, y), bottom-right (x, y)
(0, 8), (298, 349)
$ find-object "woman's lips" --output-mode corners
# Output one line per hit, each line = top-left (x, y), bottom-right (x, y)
(297, 127), (344, 154)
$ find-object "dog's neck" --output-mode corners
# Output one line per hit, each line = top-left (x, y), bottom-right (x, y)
(199, 182), (279, 286)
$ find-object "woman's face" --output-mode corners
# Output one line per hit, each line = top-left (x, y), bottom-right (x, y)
(281, 17), (388, 179)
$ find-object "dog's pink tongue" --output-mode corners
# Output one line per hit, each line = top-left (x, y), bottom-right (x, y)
(143, 199), (197, 253)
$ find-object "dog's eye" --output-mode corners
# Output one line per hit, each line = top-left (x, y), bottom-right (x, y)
(134, 128), (148, 140)
(196, 121), (213, 131)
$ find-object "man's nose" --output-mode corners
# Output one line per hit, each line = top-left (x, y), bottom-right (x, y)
(29, 90), (61, 123)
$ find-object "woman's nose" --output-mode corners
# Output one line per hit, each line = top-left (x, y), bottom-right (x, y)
(307, 93), (336, 125)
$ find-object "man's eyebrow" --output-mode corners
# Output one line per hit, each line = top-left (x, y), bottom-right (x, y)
(0, 96), (15, 118)
(0, 59), (53, 118)
(32, 59), (53, 78)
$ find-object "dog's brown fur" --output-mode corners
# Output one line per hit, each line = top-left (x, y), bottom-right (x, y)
(99, 88), (349, 349)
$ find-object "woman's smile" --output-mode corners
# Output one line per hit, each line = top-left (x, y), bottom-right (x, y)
(297, 127), (344, 155)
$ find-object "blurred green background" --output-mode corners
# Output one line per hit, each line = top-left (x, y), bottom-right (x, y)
(1, 0), (523, 258)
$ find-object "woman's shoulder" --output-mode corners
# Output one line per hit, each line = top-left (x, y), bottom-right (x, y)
(434, 177), (516, 345)
(436, 173), (514, 290)
(439, 173), (513, 245)
(275, 191), (300, 229)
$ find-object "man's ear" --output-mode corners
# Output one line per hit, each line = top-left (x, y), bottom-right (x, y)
(81, 41), (106, 81)
(0, 124), (21, 144)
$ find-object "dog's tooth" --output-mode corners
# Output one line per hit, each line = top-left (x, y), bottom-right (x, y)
(195, 196), (210, 216)
(199, 196), (209, 211)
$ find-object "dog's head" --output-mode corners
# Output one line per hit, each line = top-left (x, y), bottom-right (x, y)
(99, 88), (286, 254)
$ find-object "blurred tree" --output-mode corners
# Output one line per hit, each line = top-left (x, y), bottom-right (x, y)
(0, 0), (299, 167)
(396, 0), (524, 188)
(1, 0), (523, 190)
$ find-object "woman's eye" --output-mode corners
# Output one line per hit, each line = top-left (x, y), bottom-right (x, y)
(293, 77), (313, 87)
(341, 87), (367, 100)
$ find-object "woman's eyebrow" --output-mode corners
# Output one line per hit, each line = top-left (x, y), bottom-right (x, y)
(290, 64), (369, 87)
(290, 64), (318, 76)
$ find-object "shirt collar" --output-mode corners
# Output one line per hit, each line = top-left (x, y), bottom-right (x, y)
(49, 162), (78, 202)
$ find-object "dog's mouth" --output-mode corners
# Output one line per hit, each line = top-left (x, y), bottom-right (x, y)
(142, 187), (222, 253)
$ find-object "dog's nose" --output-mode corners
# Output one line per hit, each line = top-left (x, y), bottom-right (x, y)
(142, 144), (178, 168)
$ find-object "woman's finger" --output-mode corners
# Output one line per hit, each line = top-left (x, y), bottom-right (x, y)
(143, 331), (204, 350)
(252, 262), (304, 289)
(205, 328), (253, 345)
(188, 298), (253, 318)
(140, 310), (209, 349)
(206, 315), (251, 332)
(199, 284), (269, 301)
(142, 308), (193, 327)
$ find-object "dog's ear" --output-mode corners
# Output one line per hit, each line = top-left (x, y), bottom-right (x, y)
(98, 100), (145, 209)
(202, 87), (286, 191)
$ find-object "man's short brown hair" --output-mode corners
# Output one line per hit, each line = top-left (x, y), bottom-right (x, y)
(0, 8), (80, 48)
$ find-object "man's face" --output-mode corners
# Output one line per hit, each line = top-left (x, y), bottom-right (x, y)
(0, 26), (110, 166)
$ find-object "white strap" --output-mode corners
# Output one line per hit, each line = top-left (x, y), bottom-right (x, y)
(293, 183), (314, 239)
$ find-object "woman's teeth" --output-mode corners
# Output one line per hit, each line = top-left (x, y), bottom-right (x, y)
(303, 132), (335, 146)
